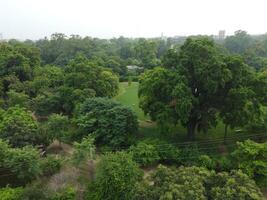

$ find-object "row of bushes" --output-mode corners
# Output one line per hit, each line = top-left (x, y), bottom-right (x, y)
(86, 149), (265, 200)
(128, 139), (267, 186)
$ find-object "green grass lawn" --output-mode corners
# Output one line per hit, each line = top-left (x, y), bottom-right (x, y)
(114, 82), (265, 151)
(115, 82), (149, 121)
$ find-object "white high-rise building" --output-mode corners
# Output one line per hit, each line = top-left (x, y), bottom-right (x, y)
(218, 30), (225, 40)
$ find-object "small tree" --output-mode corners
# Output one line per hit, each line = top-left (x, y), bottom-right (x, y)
(231, 140), (267, 186)
(72, 136), (95, 165)
(76, 98), (138, 147)
(46, 113), (69, 143)
(0, 106), (40, 147)
(86, 152), (143, 200)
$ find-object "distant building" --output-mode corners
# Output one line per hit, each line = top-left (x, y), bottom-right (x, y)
(0, 33), (3, 40)
(218, 30), (225, 40)
(126, 65), (143, 70)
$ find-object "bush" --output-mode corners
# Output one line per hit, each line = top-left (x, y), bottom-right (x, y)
(72, 136), (95, 165)
(76, 98), (138, 147)
(0, 187), (23, 200)
(0, 106), (40, 147)
(179, 144), (200, 166)
(197, 155), (216, 170)
(21, 182), (48, 200)
(216, 156), (233, 172)
(41, 155), (62, 176)
(138, 165), (264, 200)
(86, 152), (143, 200)
(51, 186), (76, 200)
(209, 170), (264, 200)
(129, 141), (160, 166)
(145, 139), (180, 164)
(231, 140), (267, 186)
(46, 114), (70, 143)
(4, 145), (42, 185)
(130, 139), (180, 166)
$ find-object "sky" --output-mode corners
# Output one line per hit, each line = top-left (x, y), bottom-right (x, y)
(0, 0), (267, 40)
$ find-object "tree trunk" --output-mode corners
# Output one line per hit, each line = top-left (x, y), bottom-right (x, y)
(187, 121), (197, 140)
(224, 124), (228, 144)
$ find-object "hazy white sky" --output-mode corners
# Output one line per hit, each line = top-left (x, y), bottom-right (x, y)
(0, 0), (267, 40)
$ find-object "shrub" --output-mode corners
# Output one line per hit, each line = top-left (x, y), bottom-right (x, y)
(46, 114), (70, 143)
(0, 187), (23, 200)
(209, 170), (264, 200)
(179, 144), (200, 166)
(216, 156), (233, 172)
(129, 141), (160, 166)
(197, 155), (216, 170)
(86, 152), (143, 200)
(130, 139), (180, 166)
(0, 106), (40, 147)
(231, 140), (267, 186)
(4, 145), (42, 185)
(76, 98), (138, 147)
(72, 136), (95, 165)
(139, 165), (264, 200)
(41, 155), (62, 176)
(21, 182), (48, 200)
(51, 186), (76, 200)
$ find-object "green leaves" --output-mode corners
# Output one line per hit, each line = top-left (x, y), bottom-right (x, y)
(231, 140), (267, 186)
(86, 152), (143, 200)
(0, 106), (40, 147)
(72, 136), (95, 165)
(139, 37), (266, 138)
(76, 98), (138, 147)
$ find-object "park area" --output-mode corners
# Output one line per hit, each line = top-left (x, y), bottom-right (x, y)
(115, 82), (267, 153)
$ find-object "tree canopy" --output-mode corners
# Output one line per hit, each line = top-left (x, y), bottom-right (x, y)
(139, 37), (267, 139)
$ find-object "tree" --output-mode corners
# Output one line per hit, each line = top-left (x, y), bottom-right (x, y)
(0, 106), (41, 147)
(231, 140), (267, 186)
(86, 152), (143, 200)
(224, 30), (253, 54)
(210, 170), (264, 200)
(0, 139), (42, 186)
(6, 90), (30, 108)
(76, 98), (138, 147)
(4, 145), (42, 185)
(139, 37), (265, 139)
(72, 136), (95, 165)
(46, 113), (69, 143)
(219, 56), (265, 141)
(134, 39), (160, 68)
(135, 165), (264, 200)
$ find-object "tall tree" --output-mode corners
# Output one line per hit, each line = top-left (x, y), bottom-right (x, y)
(139, 37), (266, 139)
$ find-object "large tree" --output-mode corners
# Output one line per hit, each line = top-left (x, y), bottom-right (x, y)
(139, 37), (266, 139)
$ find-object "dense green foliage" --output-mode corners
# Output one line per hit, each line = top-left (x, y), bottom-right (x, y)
(46, 114), (70, 143)
(72, 136), (95, 165)
(139, 37), (267, 138)
(76, 98), (138, 147)
(0, 139), (41, 186)
(86, 152), (143, 200)
(0, 187), (23, 200)
(40, 155), (62, 176)
(231, 140), (267, 186)
(0, 32), (267, 199)
(135, 165), (264, 200)
(0, 106), (40, 147)
(129, 139), (180, 166)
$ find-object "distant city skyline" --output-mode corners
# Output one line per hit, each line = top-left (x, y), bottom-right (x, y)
(1, 0), (267, 40)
